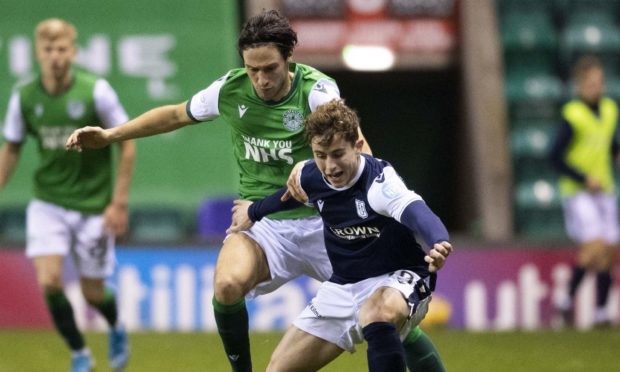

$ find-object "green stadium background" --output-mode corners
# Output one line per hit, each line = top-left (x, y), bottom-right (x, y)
(0, 0), (240, 219)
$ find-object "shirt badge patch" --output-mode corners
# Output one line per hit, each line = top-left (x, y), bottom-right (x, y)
(282, 109), (303, 131)
(355, 199), (368, 219)
(35, 103), (44, 117)
(67, 100), (85, 120)
(317, 199), (324, 212)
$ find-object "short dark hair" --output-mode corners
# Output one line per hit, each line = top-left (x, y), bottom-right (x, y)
(238, 9), (298, 60)
(305, 100), (360, 147)
(573, 55), (603, 81)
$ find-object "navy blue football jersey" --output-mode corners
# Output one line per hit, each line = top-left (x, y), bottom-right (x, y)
(300, 154), (432, 284)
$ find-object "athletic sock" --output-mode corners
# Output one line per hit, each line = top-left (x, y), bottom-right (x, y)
(402, 326), (446, 372)
(363, 322), (406, 372)
(90, 287), (119, 328)
(212, 297), (252, 372)
(568, 266), (586, 299)
(595, 271), (612, 308)
(45, 290), (85, 351)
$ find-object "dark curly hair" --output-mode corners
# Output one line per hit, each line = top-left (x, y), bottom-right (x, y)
(238, 9), (298, 60)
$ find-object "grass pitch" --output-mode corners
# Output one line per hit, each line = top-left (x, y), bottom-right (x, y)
(0, 328), (618, 371)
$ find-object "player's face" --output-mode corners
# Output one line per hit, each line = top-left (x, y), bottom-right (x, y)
(578, 67), (605, 105)
(243, 45), (292, 101)
(36, 36), (76, 81)
(312, 134), (364, 188)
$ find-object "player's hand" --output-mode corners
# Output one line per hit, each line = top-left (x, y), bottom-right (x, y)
(585, 175), (603, 193)
(425, 241), (453, 273)
(226, 199), (255, 234)
(103, 203), (129, 237)
(65, 126), (111, 152)
(282, 160), (308, 203)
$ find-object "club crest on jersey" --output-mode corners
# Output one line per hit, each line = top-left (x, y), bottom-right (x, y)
(282, 109), (303, 131)
(355, 199), (368, 219)
(67, 100), (85, 119)
(35, 103), (44, 117)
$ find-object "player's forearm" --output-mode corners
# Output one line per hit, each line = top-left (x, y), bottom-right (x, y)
(248, 187), (303, 221)
(400, 200), (449, 247)
(0, 143), (21, 190)
(111, 140), (136, 207)
(108, 103), (192, 143)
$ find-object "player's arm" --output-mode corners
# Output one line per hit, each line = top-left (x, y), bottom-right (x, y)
(104, 139), (135, 236)
(227, 187), (304, 234)
(0, 92), (25, 191)
(368, 166), (452, 272)
(0, 142), (22, 191)
(66, 102), (193, 151)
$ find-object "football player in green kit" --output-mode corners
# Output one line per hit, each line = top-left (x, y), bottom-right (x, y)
(0, 19), (134, 372)
(66, 10), (445, 372)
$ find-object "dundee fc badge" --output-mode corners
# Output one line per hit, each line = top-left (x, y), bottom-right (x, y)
(282, 109), (303, 131)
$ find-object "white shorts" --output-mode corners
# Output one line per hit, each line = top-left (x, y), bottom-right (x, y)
(26, 199), (115, 278)
(562, 192), (620, 244)
(293, 270), (432, 353)
(241, 216), (332, 298)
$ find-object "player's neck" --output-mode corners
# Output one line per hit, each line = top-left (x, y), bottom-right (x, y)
(41, 72), (73, 95)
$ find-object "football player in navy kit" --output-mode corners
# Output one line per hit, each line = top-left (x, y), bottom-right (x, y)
(228, 100), (452, 372)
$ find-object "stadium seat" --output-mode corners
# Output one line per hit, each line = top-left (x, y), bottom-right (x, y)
(196, 196), (235, 242)
(501, 12), (557, 53)
(561, 11), (620, 64)
(513, 178), (566, 240)
(129, 207), (187, 244)
(0, 207), (26, 243)
(510, 121), (555, 159)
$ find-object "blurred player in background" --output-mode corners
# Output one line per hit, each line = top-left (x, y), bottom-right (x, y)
(66, 9), (445, 371)
(550, 55), (619, 328)
(0, 18), (134, 372)
(227, 100), (452, 371)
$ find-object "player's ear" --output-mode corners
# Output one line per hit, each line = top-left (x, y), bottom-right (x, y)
(354, 138), (364, 153)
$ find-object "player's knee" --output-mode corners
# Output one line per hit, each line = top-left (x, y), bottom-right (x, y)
(359, 303), (401, 327)
(213, 273), (248, 304)
(37, 271), (63, 290)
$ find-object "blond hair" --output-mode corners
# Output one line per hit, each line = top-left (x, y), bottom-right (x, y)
(35, 18), (77, 43)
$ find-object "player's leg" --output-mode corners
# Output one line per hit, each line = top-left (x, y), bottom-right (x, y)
(26, 200), (93, 371)
(74, 213), (128, 370)
(213, 233), (270, 372)
(34, 255), (87, 352)
(402, 326), (446, 372)
(266, 326), (344, 372)
(359, 287), (409, 372)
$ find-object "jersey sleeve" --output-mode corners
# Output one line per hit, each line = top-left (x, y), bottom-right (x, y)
(186, 72), (229, 122)
(308, 79), (341, 112)
(94, 79), (129, 129)
(2, 92), (26, 143)
(367, 166), (422, 221)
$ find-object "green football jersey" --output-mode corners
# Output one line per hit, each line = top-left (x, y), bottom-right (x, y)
(187, 63), (340, 219)
(14, 70), (120, 213)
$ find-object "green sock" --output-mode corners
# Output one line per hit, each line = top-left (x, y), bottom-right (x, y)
(45, 290), (85, 351)
(90, 287), (118, 328)
(403, 326), (446, 372)
(213, 297), (252, 372)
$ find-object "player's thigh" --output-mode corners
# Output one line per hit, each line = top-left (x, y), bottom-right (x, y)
(214, 233), (269, 298)
(359, 287), (409, 328)
(32, 255), (65, 289)
(267, 326), (344, 372)
(25, 200), (72, 258)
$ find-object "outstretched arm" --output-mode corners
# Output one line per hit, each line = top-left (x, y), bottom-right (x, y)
(227, 187), (304, 234)
(66, 102), (194, 151)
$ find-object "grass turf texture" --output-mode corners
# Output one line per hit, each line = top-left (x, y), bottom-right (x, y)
(1, 328), (618, 371)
